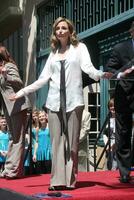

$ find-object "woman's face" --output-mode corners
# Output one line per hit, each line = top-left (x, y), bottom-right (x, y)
(55, 21), (70, 43)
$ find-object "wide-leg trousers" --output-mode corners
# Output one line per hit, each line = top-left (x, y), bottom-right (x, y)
(48, 106), (84, 187)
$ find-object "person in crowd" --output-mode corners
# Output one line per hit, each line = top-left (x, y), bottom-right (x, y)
(106, 21), (134, 183)
(24, 109), (39, 175)
(32, 110), (51, 174)
(32, 109), (40, 129)
(0, 45), (31, 179)
(79, 109), (91, 141)
(103, 98), (118, 171)
(24, 132), (31, 175)
(32, 109), (40, 144)
(9, 17), (112, 190)
(0, 116), (9, 172)
(78, 109), (91, 171)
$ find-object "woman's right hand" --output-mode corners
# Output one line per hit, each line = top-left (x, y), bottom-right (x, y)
(9, 94), (20, 101)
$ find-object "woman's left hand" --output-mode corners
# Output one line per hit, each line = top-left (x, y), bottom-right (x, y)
(102, 72), (113, 79)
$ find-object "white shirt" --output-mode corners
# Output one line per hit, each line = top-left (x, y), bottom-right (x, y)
(17, 42), (104, 112)
(103, 117), (115, 146)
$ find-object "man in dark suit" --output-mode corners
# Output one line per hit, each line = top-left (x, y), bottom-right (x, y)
(106, 21), (134, 183)
(0, 46), (31, 179)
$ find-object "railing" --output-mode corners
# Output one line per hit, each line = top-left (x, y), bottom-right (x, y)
(93, 112), (111, 171)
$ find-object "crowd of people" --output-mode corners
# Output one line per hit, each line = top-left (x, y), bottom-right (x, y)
(0, 16), (134, 191)
(0, 107), (91, 175)
(0, 110), (52, 175)
(24, 108), (52, 175)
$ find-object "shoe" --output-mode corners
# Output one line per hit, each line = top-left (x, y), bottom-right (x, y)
(119, 175), (131, 183)
(48, 186), (66, 191)
(48, 186), (55, 191)
(0, 174), (5, 178)
(5, 176), (17, 180)
(0, 172), (6, 178)
(5, 175), (24, 180)
(66, 186), (76, 190)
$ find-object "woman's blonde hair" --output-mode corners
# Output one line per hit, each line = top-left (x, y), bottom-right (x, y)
(50, 17), (79, 52)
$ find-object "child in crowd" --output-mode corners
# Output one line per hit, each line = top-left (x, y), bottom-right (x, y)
(103, 98), (118, 170)
(0, 116), (9, 172)
(33, 110), (51, 174)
